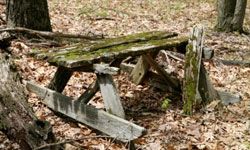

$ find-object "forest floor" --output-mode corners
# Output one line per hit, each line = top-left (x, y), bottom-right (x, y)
(0, 0), (250, 149)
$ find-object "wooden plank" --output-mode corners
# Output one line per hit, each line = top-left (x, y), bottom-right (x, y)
(198, 61), (219, 104)
(143, 54), (180, 90)
(76, 80), (99, 104)
(183, 26), (204, 115)
(26, 82), (146, 142)
(97, 74), (125, 118)
(35, 36), (188, 69)
(31, 31), (178, 59)
(93, 64), (119, 75)
(217, 90), (241, 105)
(48, 66), (73, 93)
(130, 56), (151, 85)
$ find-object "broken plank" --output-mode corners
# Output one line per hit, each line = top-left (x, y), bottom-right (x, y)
(130, 55), (151, 85)
(26, 82), (146, 142)
(198, 61), (220, 104)
(217, 90), (241, 105)
(143, 54), (180, 90)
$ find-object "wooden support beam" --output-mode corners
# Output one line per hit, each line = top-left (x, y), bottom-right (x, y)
(94, 64), (125, 118)
(26, 82), (146, 142)
(76, 80), (99, 104)
(130, 56), (151, 85)
(130, 52), (159, 85)
(143, 54), (180, 91)
(198, 61), (220, 103)
(183, 26), (204, 115)
(48, 66), (73, 93)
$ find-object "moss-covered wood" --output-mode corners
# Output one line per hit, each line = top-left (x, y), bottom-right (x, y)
(31, 31), (188, 69)
(31, 31), (177, 58)
(183, 26), (204, 115)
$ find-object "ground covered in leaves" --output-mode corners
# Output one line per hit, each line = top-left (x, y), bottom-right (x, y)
(0, 0), (250, 149)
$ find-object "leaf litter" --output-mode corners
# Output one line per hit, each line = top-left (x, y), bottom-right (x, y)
(0, 0), (250, 149)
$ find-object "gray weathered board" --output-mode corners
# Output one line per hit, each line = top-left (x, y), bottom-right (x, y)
(93, 64), (125, 118)
(26, 82), (146, 142)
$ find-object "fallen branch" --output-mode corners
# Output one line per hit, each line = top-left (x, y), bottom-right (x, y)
(160, 50), (185, 62)
(0, 27), (103, 40)
(217, 59), (250, 67)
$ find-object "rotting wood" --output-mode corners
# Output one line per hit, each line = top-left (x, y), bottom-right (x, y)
(31, 31), (178, 60)
(26, 82), (146, 142)
(0, 53), (56, 149)
(48, 66), (73, 93)
(0, 27), (103, 40)
(94, 64), (125, 118)
(130, 55), (151, 85)
(76, 80), (99, 104)
(217, 90), (241, 105)
(143, 53), (180, 90)
(198, 60), (219, 104)
(93, 63), (119, 75)
(217, 59), (250, 67)
(183, 26), (204, 115)
(32, 35), (189, 69)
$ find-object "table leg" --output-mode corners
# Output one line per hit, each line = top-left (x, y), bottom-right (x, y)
(48, 66), (73, 93)
(76, 80), (99, 104)
(97, 73), (125, 119)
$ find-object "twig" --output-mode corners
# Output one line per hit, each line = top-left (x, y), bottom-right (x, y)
(34, 135), (110, 150)
(0, 16), (5, 23)
(0, 27), (103, 40)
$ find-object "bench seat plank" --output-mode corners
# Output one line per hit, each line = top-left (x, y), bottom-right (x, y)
(27, 82), (146, 142)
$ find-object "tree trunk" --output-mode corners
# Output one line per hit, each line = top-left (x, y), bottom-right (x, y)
(232, 0), (247, 32)
(6, 0), (52, 31)
(216, 0), (247, 32)
(0, 34), (56, 149)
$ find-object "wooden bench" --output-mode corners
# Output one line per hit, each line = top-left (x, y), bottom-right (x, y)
(27, 31), (188, 142)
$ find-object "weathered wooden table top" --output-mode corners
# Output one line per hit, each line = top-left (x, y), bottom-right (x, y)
(31, 31), (188, 69)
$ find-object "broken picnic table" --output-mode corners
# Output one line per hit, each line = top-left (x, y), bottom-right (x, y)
(26, 31), (189, 142)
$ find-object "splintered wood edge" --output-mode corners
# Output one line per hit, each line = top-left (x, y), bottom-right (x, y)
(26, 82), (146, 142)
(93, 64), (119, 75)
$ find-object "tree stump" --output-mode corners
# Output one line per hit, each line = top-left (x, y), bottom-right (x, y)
(0, 53), (55, 149)
(0, 32), (56, 149)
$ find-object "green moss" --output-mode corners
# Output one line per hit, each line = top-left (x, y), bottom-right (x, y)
(35, 31), (177, 60)
(0, 116), (7, 130)
(48, 36), (188, 67)
(183, 43), (200, 115)
(32, 31), (188, 68)
(161, 98), (171, 110)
